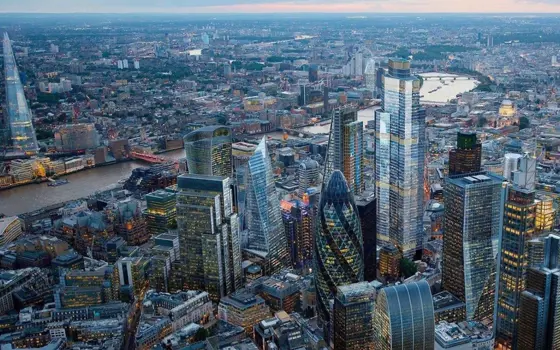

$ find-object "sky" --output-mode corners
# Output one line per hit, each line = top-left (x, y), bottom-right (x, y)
(3, 0), (560, 13)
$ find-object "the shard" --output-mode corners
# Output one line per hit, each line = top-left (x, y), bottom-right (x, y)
(3, 33), (38, 153)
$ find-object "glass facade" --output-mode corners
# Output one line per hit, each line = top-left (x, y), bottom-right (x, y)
(245, 137), (290, 274)
(314, 170), (364, 331)
(184, 126), (232, 177)
(448, 131), (482, 176)
(176, 174), (242, 301)
(145, 190), (177, 235)
(442, 172), (505, 323)
(3, 33), (38, 153)
(372, 280), (435, 350)
(375, 58), (425, 257)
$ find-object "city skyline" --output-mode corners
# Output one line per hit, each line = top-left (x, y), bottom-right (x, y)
(4, 0), (560, 13)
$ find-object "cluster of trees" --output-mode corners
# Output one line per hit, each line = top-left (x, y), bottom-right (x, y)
(389, 45), (480, 61)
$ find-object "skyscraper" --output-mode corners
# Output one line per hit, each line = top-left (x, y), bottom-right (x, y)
(448, 131), (482, 176)
(517, 235), (560, 350)
(297, 159), (320, 197)
(3, 33), (38, 153)
(176, 174), (242, 301)
(442, 171), (505, 324)
(183, 126), (232, 177)
(281, 199), (313, 272)
(333, 281), (376, 350)
(314, 170), (364, 332)
(325, 107), (364, 194)
(496, 155), (537, 349)
(375, 58), (425, 258)
(355, 192), (377, 282)
(372, 280), (435, 350)
(244, 137), (290, 274)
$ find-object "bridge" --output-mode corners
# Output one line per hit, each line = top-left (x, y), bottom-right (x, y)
(422, 75), (474, 81)
(130, 152), (167, 164)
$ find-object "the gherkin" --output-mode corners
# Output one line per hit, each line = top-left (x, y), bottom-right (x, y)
(314, 170), (364, 331)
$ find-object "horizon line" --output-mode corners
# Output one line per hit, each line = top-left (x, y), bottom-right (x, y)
(0, 11), (560, 15)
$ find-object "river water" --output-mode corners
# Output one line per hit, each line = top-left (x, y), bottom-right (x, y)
(0, 149), (186, 216)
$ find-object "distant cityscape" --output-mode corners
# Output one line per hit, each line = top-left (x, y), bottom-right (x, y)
(1, 11), (560, 350)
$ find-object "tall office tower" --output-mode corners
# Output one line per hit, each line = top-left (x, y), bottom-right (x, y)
(184, 126), (233, 177)
(503, 153), (522, 182)
(517, 235), (560, 350)
(314, 170), (364, 333)
(281, 200), (313, 272)
(375, 58), (425, 257)
(448, 131), (482, 175)
(372, 280), (435, 350)
(333, 281), (376, 350)
(245, 137), (290, 274)
(176, 174), (242, 301)
(442, 171), (505, 324)
(308, 64), (319, 82)
(3, 33), (38, 153)
(144, 190), (177, 235)
(355, 192), (377, 281)
(297, 159), (320, 197)
(495, 155), (537, 349)
(325, 107), (364, 194)
(364, 59), (376, 92)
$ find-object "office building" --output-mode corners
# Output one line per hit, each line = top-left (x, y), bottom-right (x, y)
(433, 291), (467, 324)
(176, 174), (242, 301)
(325, 107), (364, 194)
(315, 170), (364, 331)
(281, 200), (313, 272)
(297, 159), (320, 197)
(517, 235), (560, 350)
(503, 153), (522, 182)
(245, 138), (290, 275)
(372, 280), (435, 350)
(184, 126), (232, 177)
(442, 172), (505, 324)
(448, 131), (482, 176)
(3, 33), (38, 153)
(145, 190), (176, 235)
(536, 194), (556, 233)
(333, 281), (376, 350)
(364, 59), (376, 92)
(375, 58), (425, 258)
(0, 216), (22, 247)
(355, 191), (376, 281)
(218, 290), (271, 334)
(54, 124), (100, 152)
(495, 155), (537, 349)
(117, 256), (149, 298)
(435, 321), (494, 350)
(378, 244), (401, 279)
(308, 64), (319, 82)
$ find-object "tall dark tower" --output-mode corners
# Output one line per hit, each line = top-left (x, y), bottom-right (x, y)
(448, 131), (482, 176)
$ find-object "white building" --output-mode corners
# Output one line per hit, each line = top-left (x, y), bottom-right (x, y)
(123, 59), (129, 69)
(134, 59), (140, 70)
(0, 216), (22, 246)
(117, 60), (124, 70)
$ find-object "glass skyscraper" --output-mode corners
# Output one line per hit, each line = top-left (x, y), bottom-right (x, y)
(314, 170), (363, 333)
(184, 126), (232, 177)
(176, 174), (242, 301)
(325, 107), (364, 194)
(496, 155), (537, 349)
(372, 280), (435, 350)
(245, 137), (290, 274)
(375, 58), (425, 257)
(3, 33), (38, 153)
(442, 171), (506, 324)
(448, 131), (482, 176)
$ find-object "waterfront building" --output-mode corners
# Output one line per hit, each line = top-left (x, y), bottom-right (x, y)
(495, 155), (537, 349)
(144, 190), (177, 235)
(0, 216), (22, 247)
(442, 171), (505, 324)
(176, 174), (242, 301)
(325, 107), (364, 194)
(448, 131), (482, 176)
(3, 33), (38, 153)
(281, 199), (313, 272)
(218, 290), (271, 334)
(372, 280), (435, 350)
(355, 191), (376, 281)
(314, 170), (363, 332)
(517, 235), (560, 350)
(245, 138), (290, 275)
(184, 125), (232, 177)
(54, 124), (100, 152)
(333, 281), (376, 350)
(375, 58), (425, 258)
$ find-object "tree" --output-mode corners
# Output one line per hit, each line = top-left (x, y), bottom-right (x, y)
(193, 327), (208, 342)
(399, 258), (417, 279)
(477, 116), (488, 128)
(519, 116), (530, 130)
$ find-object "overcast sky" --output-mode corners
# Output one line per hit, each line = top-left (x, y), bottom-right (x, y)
(2, 0), (560, 13)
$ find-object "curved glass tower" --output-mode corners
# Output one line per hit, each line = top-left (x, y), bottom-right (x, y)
(184, 126), (232, 177)
(373, 280), (435, 350)
(314, 170), (363, 330)
(3, 33), (38, 153)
